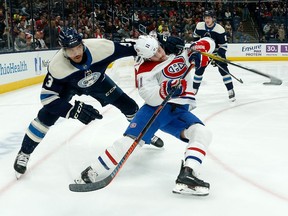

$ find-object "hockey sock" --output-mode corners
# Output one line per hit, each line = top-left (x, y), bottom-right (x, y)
(90, 136), (143, 174)
(183, 124), (212, 172)
(21, 118), (49, 154)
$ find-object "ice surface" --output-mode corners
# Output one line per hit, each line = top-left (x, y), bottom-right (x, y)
(0, 62), (288, 216)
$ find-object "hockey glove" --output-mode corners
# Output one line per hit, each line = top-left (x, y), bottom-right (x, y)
(157, 34), (184, 55)
(159, 79), (187, 99)
(69, 100), (103, 125)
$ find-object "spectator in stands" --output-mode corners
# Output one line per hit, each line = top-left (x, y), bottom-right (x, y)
(33, 31), (48, 50)
(278, 24), (286, 42)
(266, 24), (278, 42)
(17, 19), (27, 33)
(263, 22), (271, 38)
(43, 20), (59, 49)
(224, 8), (232, 21)
(14, 31), (31, 51)
(170, 25), (179, 37)
(184, 19), (195, 34)
(183, 30), (193, 43)
(105, 21), (117, 36)
(132, 10), (139, 27)
(2, 27), (13, 48)
(35, 15), (48, 31)
(0, 8), (5, 39)
(94, 28), (104, 39)
(117, 24), (130, 39)
(162, 25), (171, 37)
(242, 3), (249, 22)
(130, 27), (140, 39)
(224, 21), (233, 42)
(113, 16), (122, 30)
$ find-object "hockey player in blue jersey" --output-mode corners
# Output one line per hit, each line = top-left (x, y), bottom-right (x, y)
(74, 36), (214, 196)
(13, 28), (183, 179)
(193, 10), (235, 101)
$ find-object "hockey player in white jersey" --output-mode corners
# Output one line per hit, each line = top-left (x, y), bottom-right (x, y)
(193, 10), (235, 101)
(74, 36), (214, 196)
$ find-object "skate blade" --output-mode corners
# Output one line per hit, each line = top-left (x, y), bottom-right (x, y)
(172, 183), (209, 196)
(15, 172), (23, 180)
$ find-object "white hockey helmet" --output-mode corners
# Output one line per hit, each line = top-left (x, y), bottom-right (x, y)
(134, 35), (159, 58)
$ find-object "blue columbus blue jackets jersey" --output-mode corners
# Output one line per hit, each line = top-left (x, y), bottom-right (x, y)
(40, 39), (137, 117)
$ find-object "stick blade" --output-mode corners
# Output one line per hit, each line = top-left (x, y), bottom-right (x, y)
(69, 176), (112, 192)
(263, 78), (282, 85)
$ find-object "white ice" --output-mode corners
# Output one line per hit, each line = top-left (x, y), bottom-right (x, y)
(0, 61), (288, 216)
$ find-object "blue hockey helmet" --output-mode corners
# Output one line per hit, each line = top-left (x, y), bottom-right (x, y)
(203, 10), (215, 18)
(59, 27), (82, 48)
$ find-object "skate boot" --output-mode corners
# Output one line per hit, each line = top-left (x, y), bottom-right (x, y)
(74, 166), (98, 184)
(14, 151), (30, 179)
(150, 135), (164, 148)
(228, 89), (236, 102)
(173, 161), (210, 196)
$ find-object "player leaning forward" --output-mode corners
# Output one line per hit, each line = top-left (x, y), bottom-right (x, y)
(13, 28), (176, 178)
(74, 36), (215, 196)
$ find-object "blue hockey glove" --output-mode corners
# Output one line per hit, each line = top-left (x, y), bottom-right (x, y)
(159, 79), (187, 99)
(157, 34), (184, 55)
(69, 100), (103, 124)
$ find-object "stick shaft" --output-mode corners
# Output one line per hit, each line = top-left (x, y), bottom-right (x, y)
(215, 62), (243, 84)
(196, 50), (282, 85)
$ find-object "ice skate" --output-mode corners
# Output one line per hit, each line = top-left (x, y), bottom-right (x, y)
(14, 151), (30, 179)
(74, 166), (99, 184)
(228, 89), (236, 102)
(172, 161), (210, 196)
(150, 135), (164, 148)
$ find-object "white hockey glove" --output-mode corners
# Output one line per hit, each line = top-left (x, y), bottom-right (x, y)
(68, 100), (103, 124)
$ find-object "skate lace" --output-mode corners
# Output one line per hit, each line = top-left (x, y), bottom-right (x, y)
(17, 153), (30, 166)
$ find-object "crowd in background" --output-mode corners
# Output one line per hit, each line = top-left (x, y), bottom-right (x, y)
(0, 0), (287, 53)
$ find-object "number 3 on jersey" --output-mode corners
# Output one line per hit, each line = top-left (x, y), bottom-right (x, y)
(45, 75), (53, 88)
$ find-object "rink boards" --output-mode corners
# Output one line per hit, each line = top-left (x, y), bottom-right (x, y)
(1, 43), (288, 94)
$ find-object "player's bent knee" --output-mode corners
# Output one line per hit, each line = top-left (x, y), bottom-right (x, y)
(183, 124), (212, 147)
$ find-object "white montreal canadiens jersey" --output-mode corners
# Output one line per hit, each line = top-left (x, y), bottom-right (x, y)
(135, 50), (196, 108)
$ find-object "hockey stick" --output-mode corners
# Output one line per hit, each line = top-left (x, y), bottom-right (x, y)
(69, 63), (195, 192)
(215, 62), (244, 84)
(195, 50), (282, 85)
